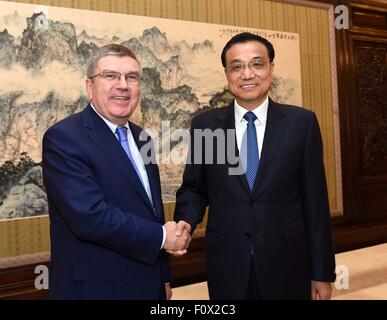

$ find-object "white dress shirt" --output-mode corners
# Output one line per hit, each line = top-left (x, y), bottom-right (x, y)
(234, 96), (269, 159)
(90, 104), (166, 249)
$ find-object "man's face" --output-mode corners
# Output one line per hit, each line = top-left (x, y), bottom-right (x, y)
(86, 55), (141, 125)
(224, 41), (274, 110)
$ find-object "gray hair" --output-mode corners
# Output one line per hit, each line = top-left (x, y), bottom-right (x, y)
(86, 44), (140, 78)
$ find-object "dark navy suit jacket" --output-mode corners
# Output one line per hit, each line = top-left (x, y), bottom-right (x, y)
(175, 98), (336, 299)
(42, 104), (170, 299)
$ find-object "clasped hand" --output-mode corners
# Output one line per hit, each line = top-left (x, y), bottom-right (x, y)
(163, 220), (192, 256)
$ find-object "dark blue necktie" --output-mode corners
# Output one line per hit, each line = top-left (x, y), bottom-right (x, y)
(243, 112), (259, 191)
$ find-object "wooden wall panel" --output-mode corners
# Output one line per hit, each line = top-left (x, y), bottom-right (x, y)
(334, 0), (387, 241)
(354, 41), (387, 178)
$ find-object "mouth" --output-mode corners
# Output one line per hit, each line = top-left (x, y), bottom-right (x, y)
(111, 96), (130, 100)
(240, 83), (258, 89)
(110, 96), (130, 104)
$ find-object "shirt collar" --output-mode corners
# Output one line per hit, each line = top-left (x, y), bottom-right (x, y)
(90, 103), (129, 134)
(234, 96), (269, 126)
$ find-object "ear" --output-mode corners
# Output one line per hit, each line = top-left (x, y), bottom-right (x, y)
(270, 62), (275, 75)
(85, 79), (93, 101)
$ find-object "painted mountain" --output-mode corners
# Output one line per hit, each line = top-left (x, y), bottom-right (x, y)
(0, 9), (301, 219)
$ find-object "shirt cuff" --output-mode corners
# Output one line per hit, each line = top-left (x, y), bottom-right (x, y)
(161, 225), (166, 249)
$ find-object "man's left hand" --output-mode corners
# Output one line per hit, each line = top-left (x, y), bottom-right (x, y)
(165, 283), (172, 300)
(311, 280), (332, 300)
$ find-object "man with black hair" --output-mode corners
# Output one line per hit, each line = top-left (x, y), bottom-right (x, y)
(174, 32), (336, 300)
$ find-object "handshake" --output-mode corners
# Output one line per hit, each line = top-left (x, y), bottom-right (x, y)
(162, 220), (192, 256)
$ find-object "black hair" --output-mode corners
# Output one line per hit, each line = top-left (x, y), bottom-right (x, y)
(221, 32), (275, 67)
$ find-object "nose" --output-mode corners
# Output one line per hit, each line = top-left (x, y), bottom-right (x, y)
(240, 65), (255, 80)
(116, 75), (129, 89)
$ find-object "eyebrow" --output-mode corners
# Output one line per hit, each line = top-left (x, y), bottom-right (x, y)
(100, 69), (141, 75)
(229, 56), (269, 64)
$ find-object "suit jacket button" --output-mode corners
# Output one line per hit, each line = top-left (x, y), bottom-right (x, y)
(249, 199), (256, 206)
(244, 232), (251, 239)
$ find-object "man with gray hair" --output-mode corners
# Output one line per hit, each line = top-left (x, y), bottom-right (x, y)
(42, 44), (190, 299)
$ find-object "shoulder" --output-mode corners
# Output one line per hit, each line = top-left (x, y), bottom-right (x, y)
(43, 110), (84, 142)
(271, 100), (317, 126)
(191, 105), (232, 126)
(273, 101), (315, 117)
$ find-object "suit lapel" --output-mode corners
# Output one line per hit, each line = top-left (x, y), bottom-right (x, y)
(252, 98), (288, 197)
(82, 105), (155, 213)
(129, 122), (163, 220)
(216, 103), (251, 194)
